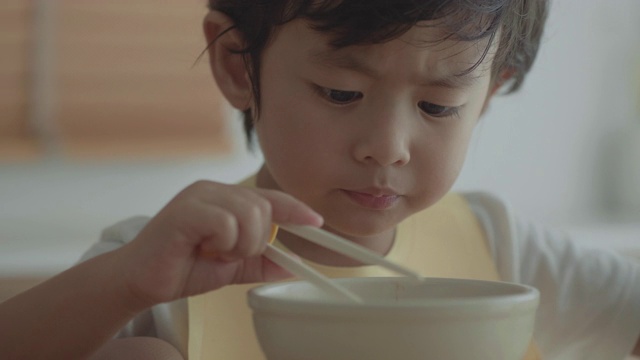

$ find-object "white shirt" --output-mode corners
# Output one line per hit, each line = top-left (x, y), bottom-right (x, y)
(80, 192), (640, 359)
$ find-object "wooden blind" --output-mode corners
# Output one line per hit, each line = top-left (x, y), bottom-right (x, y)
(0, 0), (232, 161)
(0, 0), (39, 160)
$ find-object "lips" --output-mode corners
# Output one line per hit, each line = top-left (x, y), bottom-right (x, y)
(342, 189), (400, 210)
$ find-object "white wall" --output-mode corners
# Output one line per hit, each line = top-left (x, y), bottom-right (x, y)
(2, 0), (640, 275)
(453, 0), (640, 226)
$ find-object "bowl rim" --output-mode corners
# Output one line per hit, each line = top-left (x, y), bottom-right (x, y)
(248, 277), (539, 318)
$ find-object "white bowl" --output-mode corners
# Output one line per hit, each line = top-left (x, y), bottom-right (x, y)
(248, 277), (539, 360)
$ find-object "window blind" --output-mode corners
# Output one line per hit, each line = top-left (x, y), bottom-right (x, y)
(1, 0), (232, 161)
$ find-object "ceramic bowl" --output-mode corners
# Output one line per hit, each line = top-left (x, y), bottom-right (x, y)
(248, 277), (539, 360)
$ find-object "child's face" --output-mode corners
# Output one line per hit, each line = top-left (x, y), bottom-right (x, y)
(254, 20), (496, 238)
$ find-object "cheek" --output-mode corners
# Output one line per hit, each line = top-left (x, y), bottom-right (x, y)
(413, 144), (461, 198)
(411, 116), (477, 202)
(258, 98), (333, 161)
(257, 67), (347, 165)
(255, 88), (341, 197)
(443, 118), (478, 181)
(448, 123), (476, 170)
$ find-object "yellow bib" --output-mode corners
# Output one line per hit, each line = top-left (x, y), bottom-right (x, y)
(187, 181), (541, 359)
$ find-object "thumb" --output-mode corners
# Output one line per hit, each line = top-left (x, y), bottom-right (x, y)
(261, 253), (298, 282)
(233, 252), (300, 284)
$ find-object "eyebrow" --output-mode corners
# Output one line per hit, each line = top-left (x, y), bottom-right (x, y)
(310, 49), (480, 89)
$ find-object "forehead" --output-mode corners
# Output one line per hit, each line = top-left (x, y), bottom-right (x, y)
(273, 19), (496, 83)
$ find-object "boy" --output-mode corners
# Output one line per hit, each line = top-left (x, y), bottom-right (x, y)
(2, 1), (640, 359)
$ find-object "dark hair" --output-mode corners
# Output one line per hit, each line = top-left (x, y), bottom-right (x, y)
(208, 0), (548, 145)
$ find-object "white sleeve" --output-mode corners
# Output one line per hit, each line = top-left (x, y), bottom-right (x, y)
(79, 217), (189, 358)
(465, 192), (640, 360)
(79, 216), (150, 263)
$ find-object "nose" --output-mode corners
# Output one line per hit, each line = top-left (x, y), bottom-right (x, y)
(352, 109), (411, 167)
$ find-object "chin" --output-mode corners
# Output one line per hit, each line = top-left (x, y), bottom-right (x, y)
(324, 212), (401, 238)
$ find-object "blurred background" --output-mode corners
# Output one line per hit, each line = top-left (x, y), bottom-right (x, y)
(1, 0), (639, 300)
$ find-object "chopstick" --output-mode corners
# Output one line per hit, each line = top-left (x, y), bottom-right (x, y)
(263, 244), (363, 303)
(278, 224), (424, 283)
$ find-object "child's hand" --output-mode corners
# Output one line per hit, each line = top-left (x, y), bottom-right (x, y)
(114, 180), (323, 309)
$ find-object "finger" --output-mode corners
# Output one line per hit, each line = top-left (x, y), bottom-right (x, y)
(186, 252), (294, 295)
(166, 182), (270, 258)
(181, 181), (322, 227)
(184, 202), (239, 254)
(214, 193), (271, 260)
(261, 255), (296, 282)
(230, 255), (296, 284)
(205, 186), (277, 256)
(254, 188), (323, 226)
(166, 181), (321, 259)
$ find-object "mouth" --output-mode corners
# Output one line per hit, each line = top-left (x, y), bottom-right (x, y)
(341, 189), (400, 210)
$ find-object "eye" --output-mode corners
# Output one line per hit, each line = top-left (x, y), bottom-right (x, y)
(316, 87), (363, 104)
(417, 101), (460, 118)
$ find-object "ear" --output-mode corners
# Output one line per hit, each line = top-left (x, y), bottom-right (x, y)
(479, 68), (515, 116)
(203, 11), (252, 110)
